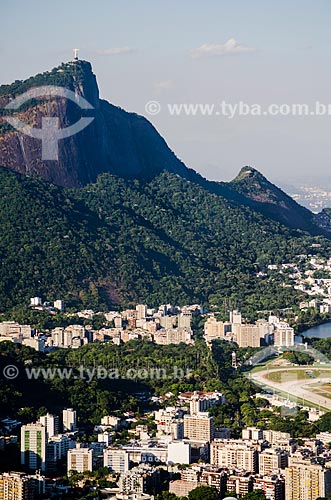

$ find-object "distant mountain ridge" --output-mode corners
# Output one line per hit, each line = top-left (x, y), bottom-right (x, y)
(0, 165), (326, 312)
(0, 60), (331, 311)
(228, 166), (321, 233)
(0, 59), (329, 236)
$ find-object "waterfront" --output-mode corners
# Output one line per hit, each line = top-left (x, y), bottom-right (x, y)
(302, 322), (331, 339)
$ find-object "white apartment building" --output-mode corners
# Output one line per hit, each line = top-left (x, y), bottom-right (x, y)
(167, 441), (191, 465)
(67, 444), (93, 473)
(49, 434), (76, 460)
(242, 426), (263, 441)
(54, 300), (64, 312)
(259, 448), (288, 474)
(210, 440), (258, 472)
(274, 323), (295, 347)
(21, 423), (47, 472)
(103, 448), (130, 473)
(230, 310), (242, 324)
(63, 408), (77, 432)
(98, 432), (112, 446)
(39, 413), (59, 438)
(100, 415), (121, 430)
(263, 430), (291, 445)
(136, 304), (147, 320)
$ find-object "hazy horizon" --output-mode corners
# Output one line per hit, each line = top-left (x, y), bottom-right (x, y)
(1, 0), (330, 188)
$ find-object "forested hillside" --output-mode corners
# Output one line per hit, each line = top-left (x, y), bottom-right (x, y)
(0, 166), (330, 313)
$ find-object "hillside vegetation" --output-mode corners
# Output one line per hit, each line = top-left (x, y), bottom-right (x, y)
(0, 167), (330, 313)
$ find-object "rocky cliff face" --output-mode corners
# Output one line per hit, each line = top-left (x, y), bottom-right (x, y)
(0, 60), (190, 187)
(0, 61), (330, 237)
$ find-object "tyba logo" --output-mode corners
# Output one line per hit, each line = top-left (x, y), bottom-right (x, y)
(4, 86), (95, 160)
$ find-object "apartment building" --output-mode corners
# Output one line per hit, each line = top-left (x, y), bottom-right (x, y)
(21, 423), (47, 472)
(153, 327), (193, 345)
(285, 463), (331, 500)
(119, 465), (160, 495)
(210, 440), (259, 472)
(39, 413), (59, 438)
(103, 449), (130, 473)
(224, 474), (253, 497)
(0, 472), (30, 500)
(184, 413), (214, 442)
(67, 444), (93, 473)
(204, 317), (231, 342)
(274, 324), (295, 347)
(242, 427), (263, 441)
(259, 449), (288, 474)
(63, 408), (77, 432)
(253, 475), (285, 500)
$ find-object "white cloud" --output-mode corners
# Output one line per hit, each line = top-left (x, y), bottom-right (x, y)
(154, 80), (175, 91)
(94, 47), (134, 56)
(191, 38), (256, 59)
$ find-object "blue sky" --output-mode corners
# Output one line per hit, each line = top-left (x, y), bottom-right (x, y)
(1, 0), (330, 185)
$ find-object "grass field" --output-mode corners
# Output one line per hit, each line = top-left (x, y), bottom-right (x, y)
(309, 382), (331, 400)
(264, 368), (331, 383)
(265, 370), (310, 383)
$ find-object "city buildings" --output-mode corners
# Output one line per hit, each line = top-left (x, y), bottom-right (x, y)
(253, 475), (285, 500)
(118, 465), (160, 495)
(0, 472), (46, 500)
(0, 472), (30, 500)
(204, 316), (232, 342)
(153, 327), (194, 345)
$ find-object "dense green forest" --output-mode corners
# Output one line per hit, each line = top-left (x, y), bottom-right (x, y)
(0, 166), (330, 313)
(0, 337), (243, 427)
(1, 337), (330, 439)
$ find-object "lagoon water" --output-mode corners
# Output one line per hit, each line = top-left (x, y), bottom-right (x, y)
(302, 322), (331, 339)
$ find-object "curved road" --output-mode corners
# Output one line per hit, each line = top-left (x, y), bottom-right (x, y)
(249, 367), (331, 411)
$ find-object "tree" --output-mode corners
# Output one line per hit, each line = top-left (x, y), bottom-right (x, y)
(188, 485), (219, 500)
(242, 491), (266, 500)
(157, 493), (180, 500)
(316, 411), (331, 432)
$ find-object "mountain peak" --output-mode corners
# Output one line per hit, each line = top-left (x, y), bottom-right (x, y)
(0, 59), (96, 98)
(0, 60), (189, 187)
(233, 166), (266, 182)
(228, 164), (320, 232)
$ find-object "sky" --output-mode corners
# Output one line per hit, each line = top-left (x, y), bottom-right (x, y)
(1, 0), (330, 187)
